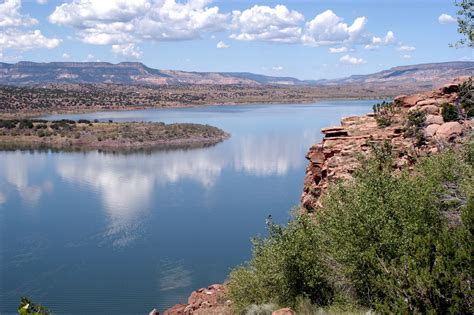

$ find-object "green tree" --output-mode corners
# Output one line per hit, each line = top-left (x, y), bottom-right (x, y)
(451, 0), (474, 48)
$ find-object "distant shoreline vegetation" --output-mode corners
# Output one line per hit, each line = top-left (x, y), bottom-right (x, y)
(0, 118), (229, 151)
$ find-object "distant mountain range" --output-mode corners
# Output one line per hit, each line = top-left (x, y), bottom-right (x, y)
(0, 61), (472, 88)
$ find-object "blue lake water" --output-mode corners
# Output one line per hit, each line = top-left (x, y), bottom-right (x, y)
(0, 101), (374, 314)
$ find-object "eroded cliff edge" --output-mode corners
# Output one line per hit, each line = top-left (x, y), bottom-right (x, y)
(301, 77), (473, 212)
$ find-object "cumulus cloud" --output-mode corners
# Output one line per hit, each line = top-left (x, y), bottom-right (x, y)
(329, 46), (348, 53)
(230, 4), (304, 43)
(340, 54), (366, 65)
(272, 66), (283, 71)
(402, 54), (411, 59)
(62, 52), (70, 59)
(302, 10), (369, 47)
(0, 29), (60, 50)
(364, 31), (395, 49)
(36, 0), (48, 4)
(111, 43), (143, 58)
(49, 0), (151, 26)
(438, 13), (456, 24)
(397, 45), (416, 51)
(49, 0), (228, 46)
(0, 0), (37, 27)
(216, 40), (229, 48)
(0, 0), (60, 59)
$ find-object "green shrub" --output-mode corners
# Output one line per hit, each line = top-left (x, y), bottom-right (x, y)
(441, 103), (459, 122)
(373, 101), (396, 127)
(404, 109), (426, 146)
(458, 78), (473, 118)
(227, 215), (333, 311)
(317, 142), (472, 312)
(18, 297), (51, 315)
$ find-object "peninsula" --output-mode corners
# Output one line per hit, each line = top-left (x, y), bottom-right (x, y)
(0, 118), (229, 151)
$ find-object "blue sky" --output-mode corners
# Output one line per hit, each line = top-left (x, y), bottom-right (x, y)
(0, 0), (472, 79)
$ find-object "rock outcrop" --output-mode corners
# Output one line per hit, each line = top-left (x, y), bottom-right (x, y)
(163, 284), (231, 315)
(301, 77), (473, 212)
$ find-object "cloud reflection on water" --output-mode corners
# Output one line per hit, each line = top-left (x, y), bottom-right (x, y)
(0, 151), (53, 207)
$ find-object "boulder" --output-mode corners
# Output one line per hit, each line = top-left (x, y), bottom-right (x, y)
(272, 308), (296, 315)
(420, 105), (439, 115)
(417, 99), (437, 106)
(440, 83), (459, 94)
(398, 94), (426, 107)
(163, 304), (188, 315)
(435, 122), (463, 141)
(149, 309), (159, 315)
(424, 124), (440, 138)
(425, 115), (443, 125)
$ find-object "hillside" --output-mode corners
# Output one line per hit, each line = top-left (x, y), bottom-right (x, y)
(316, 61), (474, 87)
(0, 61), (472, 88)
(0, 61), (302, 86)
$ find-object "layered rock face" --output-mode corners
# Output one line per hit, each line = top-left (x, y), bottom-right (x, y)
(301, 78), (473, 212)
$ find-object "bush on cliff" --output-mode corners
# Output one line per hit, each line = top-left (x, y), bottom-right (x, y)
(441, 103), (460, 122)
(317, 141), (473, 313)
(227, 215), (333, 311)
(227, 140), (473, 313)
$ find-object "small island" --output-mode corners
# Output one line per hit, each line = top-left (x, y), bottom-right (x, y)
(0, 118), (229, 151)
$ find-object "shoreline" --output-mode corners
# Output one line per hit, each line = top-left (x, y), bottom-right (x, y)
(0, 95), (386, 120)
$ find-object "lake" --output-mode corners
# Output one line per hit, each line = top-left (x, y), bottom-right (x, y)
(0, 100), (374, 314)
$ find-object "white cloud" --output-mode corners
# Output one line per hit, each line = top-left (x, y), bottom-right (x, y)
(364, 31), (395, 49)
(302, 10), (368, 47)
(230, 4), (304, 43)
(111, 43), (143, 58)
(329, 46), (348, 53)
(0, 0), (38, 27)
(49, 0), (229, 45)
(49, 0), (151, 26)
(402, 54), (411, 59)
(272, 66), (283, 71)
(0, 1), (60, 58)
(0, 192), (6, 204)
(438, 13), (456, 24)
(216, 40), (229, 48)
(0, 29), (60, 51)
(36, 0), (48, 4)
(62, 52), (70, 59)
(397, 45), (416, 51)
(340, 54), (366, 65)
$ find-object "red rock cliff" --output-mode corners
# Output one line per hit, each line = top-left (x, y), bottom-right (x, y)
(301, 77), (473, 212)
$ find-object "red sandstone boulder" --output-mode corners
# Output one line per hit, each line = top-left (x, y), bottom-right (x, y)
(272, 308), (296, 315)
(425, 115), (444, 125)
(435, 122), (463, 141)
(417, 99), (437, 106)
(149, 309), (160, 315)
(163, 304), (188, 315)
(420, 105), (439, 115)
(424, 124), (440, 138)
(398, 94), (427, 107)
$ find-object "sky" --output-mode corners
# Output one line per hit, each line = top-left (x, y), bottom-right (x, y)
(0, 0), (472, 79)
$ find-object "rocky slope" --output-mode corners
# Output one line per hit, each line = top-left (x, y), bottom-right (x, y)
(301, 77), (473, 211)
(0, 61), (472, 88)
